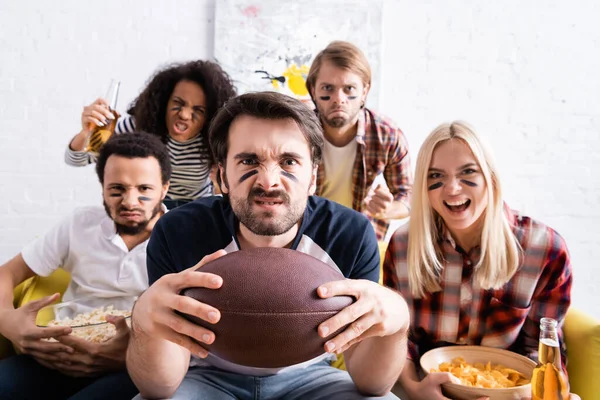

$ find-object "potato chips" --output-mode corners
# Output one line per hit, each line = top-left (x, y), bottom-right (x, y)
(432, 357), (531, 388)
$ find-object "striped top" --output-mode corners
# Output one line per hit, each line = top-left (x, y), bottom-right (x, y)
(65, 115), (213, 200)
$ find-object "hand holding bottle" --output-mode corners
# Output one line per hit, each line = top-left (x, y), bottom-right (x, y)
(69, 97), (117, 151)
(70, 96), (116, 152)
(80, 97), (115, 134)
(83, 80), (120, 155)
(531, 317), (571, 400)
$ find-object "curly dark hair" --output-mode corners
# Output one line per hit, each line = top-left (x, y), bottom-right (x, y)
(96, 132), (171, 185)
(128, 60), (237, 146)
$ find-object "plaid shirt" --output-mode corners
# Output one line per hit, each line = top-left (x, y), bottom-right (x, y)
(383, 207), (572, 370)
(315, 108), (412, 240)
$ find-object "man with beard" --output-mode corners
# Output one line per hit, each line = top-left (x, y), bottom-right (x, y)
(0, 133), (170, 399)
(126, 92), (410, 400)
(306, 41), (413, 241)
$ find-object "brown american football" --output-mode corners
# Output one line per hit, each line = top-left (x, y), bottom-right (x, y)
(180, 247), (354, 368)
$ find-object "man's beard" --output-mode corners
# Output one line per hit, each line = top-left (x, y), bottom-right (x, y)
(317, 104), (360, 129)
(231, 187), (305, 236)
(104, 200), (162, 235)
(324, 116), (348, 128)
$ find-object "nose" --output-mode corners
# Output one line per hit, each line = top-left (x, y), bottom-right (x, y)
(254, 165), (282, 190)
(445, 177), (462, 194)
(330, 88), (347, 105)
(121, 190), (140, 208)
(178, 106), (192, 120)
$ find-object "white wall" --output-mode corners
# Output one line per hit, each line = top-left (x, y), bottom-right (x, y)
(0, 1), (598, 317)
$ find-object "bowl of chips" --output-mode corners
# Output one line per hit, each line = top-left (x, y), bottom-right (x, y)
(420, 345), (536, 400)
(37, 296), (136, 343)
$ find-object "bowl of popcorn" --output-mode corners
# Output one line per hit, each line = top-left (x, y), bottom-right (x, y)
(36, 296), (136, 343)
(420, 345), (537, 400)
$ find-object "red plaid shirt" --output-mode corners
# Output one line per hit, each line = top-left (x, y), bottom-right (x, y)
(383, 207), (572, 369)
(315, 108), (412, 240)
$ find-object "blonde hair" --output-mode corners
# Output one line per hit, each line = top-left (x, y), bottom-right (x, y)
(407, 121), (521, 298)
(306, 40), (371, 101)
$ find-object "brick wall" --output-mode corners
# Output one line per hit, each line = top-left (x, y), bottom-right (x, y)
(0, 0), (597, 317)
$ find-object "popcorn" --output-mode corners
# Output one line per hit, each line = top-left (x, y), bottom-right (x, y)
(47, 305), (131, 343)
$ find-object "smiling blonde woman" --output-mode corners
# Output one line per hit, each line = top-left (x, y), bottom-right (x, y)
(383, 121), (574, 400)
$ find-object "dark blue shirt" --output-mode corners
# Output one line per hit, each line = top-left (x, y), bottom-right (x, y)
(147, 196), (380, 285)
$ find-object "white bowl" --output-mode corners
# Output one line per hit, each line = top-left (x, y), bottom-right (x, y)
(420, 345), (537, 400)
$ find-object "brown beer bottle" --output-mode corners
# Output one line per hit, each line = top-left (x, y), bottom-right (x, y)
(531, 317), (570, 400)
(85, 80), (121, 155)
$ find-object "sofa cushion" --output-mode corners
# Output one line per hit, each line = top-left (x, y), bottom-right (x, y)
(563, 307), (600, 399)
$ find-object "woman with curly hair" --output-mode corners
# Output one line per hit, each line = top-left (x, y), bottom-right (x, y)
(65, 60), (237, 208)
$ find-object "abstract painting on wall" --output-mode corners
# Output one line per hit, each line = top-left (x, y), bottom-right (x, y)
(214, 0), (384, 108)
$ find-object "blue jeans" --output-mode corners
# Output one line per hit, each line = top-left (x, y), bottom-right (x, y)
(0, 354), (138, 400)
(133, 361), (400, 400)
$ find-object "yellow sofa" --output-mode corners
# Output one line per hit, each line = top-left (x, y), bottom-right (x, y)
(0, 269), (71, 359)
(1, 264), (598, 399)
(564, 307), (600, 399)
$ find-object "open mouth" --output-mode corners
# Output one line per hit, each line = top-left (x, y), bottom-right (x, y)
(174, 121), (189, 134)
(444, 199), (471, 213)
(255, 199), (283, 206)
(253, 196), (284, 207)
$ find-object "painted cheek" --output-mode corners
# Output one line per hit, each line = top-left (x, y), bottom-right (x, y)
(428, 182), (444, 191)
(460, 179), (478, 187)
(280, 170), (299, 182)
(347, 96), (357, 100)
(238, 170), (258, 183)
(319, 96), (331, 101)
(192, 113), (205, 124)
(138, 196), (152, 202)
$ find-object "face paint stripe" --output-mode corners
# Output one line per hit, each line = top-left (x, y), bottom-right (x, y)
(280, 171), (298, 182)
(138, 196), (152, 201)
(428, 182), (443, 191)
(319, 96), (330, 101)
(239, 170), (258, 183)
(460, 179), (478, 187)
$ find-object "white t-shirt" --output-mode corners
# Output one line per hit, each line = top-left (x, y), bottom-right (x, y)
(21, 205), (161, 306)
(319, 138), (357, 208)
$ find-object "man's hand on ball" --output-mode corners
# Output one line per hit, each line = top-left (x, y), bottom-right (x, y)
(317, 279), (409, 354)
(130, 250), (226, 358)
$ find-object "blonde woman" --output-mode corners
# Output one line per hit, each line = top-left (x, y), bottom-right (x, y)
(383, 122), (576, 400)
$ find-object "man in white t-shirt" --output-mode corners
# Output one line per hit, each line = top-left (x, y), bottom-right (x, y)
(0, 133), (171, 400)
(306, 41), (413, 241)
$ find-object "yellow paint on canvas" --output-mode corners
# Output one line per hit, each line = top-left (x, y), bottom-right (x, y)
(277, 64), (310, 97)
